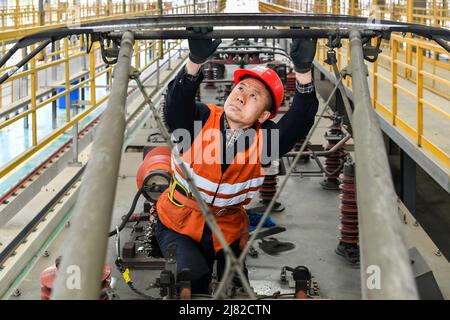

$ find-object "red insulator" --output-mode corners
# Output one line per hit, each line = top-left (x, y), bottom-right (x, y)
(338, 160), (359, 244)
(294, 136), (311, 163)
(137, 146), (173, 203)
(286, 72), (296, 95)
(320, 114), (348, 190)
(40, 262), (111, 300)
(204, 63), (217, 89)
(258, 174), (284, 212)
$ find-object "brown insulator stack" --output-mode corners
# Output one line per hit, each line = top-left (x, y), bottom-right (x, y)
(338, 159), (358, 245)
(204, 63), (216, 89)
(223, 84), (232, 102)
(320, 114), (347, 190)
(259, 174), (284, 212)
(41, 257), (111, 300)
(286, 72), (297, 95)
(159, 96), (171, 133)
(294, 136), (311, 164)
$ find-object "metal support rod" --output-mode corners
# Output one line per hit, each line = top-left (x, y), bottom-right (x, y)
(0, 40), (51, 85)
(348, 29), (418, 300)
(23, 49), (29, 130)
(108, 29), (377, 41)
(284, 134), (351, 157)
(52, 31), (135, 300)
(156, 57), (160, 88)
(167, 43), (172, 71)
(330, 55), (354, 128)
(52, 91), (57, 130)
(58, 13), (450, 37)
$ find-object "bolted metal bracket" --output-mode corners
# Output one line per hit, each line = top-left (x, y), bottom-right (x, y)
(129, 67), (141, 80)
(362, 34), (383, 63)
(326, 31), (343, 49)
(325, 49), (337, 66)
(99, 35), (120, 65)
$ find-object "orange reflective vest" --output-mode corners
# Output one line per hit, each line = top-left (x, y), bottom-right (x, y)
(156, 104), (265, 252)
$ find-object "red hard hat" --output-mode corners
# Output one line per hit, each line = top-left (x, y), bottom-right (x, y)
(234, 66), (284, 119)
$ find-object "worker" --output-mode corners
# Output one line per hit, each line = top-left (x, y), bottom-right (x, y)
(154, 27), (319, 295)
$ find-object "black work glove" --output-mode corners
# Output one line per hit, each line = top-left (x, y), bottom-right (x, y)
(290, 28), (317, 73)
(187, 26), (222, 64)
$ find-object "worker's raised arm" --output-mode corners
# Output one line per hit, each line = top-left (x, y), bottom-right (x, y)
(165, 27), (221, 133)
(265, 35), (319, 157)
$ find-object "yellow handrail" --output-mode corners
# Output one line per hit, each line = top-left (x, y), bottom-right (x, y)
(0, 0), (230, 180)
(260, 0), (450, 169)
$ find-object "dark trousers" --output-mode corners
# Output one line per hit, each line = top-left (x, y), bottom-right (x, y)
(154, 219), (248, 294)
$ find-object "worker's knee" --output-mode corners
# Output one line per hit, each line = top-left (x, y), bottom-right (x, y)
(185, 269), (211, 294)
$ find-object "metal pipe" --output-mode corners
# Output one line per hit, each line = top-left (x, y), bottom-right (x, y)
(77, 13), (449, 37)
(330, 54), (354, 128)
(52, 90), (57, 129)
(349, 29), (418, 300)
(156, 57), (160, 88)
(52, 31), (135, 300)
(108, 29), (377, 41)
(284, 134), (351, 157)
(167, 42), (172, 71)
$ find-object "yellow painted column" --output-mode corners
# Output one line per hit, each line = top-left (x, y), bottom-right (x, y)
(333, 0), (340, 14)
(392, 38), (398, 125)
(405, 0), (413, 79)
(30, 44), (38, 146)
(416, 46), (423, 146)
(64, 38), (71, 122)
(372, 43), (378, 109)
(15, 0), (20, 28)
(0, 41), (3, 109)
(158, 0), (163, 59)
(135, 40), (139, 68)
(109, 65), (113, 91)
(89, 36), (96, 108)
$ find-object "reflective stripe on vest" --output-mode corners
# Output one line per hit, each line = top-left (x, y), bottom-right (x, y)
(171, 104), (264, 207)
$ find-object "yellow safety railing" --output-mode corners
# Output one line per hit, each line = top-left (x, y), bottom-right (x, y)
(269, 0), (449, 28)
(0, 1), (226, 180)
(370, 35), (450, 167)
(260, 0), (450, 170)
(0, 1), (194, 30)
(0, 38), (171, 179)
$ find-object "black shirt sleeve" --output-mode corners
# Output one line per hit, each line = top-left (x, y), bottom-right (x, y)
(262, 89), (319, 163)
(165, 65), (211, 148)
